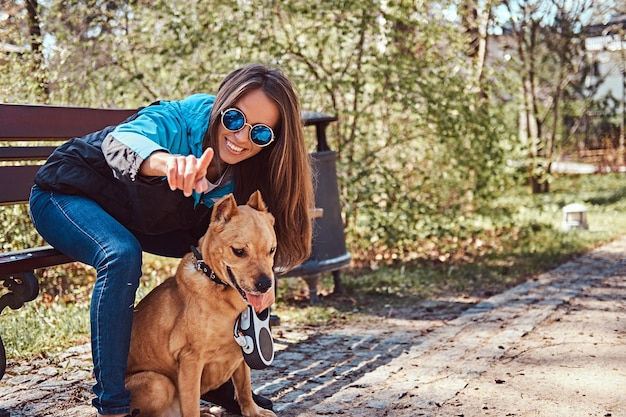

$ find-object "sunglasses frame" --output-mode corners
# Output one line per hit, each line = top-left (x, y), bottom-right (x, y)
(220, 108), (275, 147)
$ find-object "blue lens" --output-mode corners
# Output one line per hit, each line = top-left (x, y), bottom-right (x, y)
(222, 109), (245, 130)
(250, 125), (273, 145)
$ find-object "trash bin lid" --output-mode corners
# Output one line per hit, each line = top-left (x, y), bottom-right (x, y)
(301, 111), (338, 125)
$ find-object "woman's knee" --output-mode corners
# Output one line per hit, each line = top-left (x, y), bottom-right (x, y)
(90, 240), (144, 293)
(94, 238), (143, 286)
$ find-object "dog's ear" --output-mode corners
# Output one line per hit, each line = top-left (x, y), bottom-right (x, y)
(211, 193), (239, 224)
(247, 190), (268, 212)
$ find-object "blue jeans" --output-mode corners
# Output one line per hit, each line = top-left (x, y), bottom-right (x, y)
(29, 186), (145, 415)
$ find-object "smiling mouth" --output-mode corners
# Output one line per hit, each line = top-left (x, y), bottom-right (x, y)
(226, 139), (245, 153)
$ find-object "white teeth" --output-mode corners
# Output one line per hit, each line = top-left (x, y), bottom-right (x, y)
(226, 139), (244, 153)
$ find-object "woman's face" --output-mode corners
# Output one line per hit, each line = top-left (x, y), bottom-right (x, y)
(217, 88), (280, 165)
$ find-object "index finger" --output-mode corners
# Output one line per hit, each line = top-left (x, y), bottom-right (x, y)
(197, 148), (214, 174)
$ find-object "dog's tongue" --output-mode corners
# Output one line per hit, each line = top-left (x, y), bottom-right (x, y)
(246, 291), (274, 312)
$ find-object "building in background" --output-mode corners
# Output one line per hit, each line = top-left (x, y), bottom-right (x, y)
(584, 14), (626, 165)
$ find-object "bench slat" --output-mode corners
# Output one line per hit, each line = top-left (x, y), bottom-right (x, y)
(0, 166), (41, 205)
(0, 103), (136, 140)
(0, 146), (59, 161)
(0, 246), (74, 277)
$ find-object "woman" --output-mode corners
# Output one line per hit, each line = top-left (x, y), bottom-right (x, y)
(29, 64), (314, 417)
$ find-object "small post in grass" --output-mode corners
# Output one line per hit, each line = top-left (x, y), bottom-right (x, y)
(562, 203), (589, 231)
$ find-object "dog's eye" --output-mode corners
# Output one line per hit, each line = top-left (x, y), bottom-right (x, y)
(270, 247), (276, 255)
(231, 247), (246, 257)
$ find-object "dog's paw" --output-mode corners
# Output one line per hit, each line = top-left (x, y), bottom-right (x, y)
(242, 409), (276, 417)
(200, 405), (225, 417)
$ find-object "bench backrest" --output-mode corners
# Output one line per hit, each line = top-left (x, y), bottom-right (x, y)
(0, 104), (338, 206)
(0, 104), (137, 205)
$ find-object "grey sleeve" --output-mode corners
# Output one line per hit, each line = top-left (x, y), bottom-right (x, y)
(102, 133), (161, 184)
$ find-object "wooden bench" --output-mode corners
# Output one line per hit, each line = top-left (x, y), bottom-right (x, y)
(0, 103), (349, 381)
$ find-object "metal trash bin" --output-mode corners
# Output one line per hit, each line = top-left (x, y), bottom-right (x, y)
(279, 112), (351, 303)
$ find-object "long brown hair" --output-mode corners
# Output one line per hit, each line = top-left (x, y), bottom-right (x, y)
(205, 64), (314, 271)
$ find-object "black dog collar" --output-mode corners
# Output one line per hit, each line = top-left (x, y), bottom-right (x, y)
(190, 246), (228, 286)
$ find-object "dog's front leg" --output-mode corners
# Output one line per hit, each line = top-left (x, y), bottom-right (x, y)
(232, 362), (276, 417)
(177, 350), (203, 417)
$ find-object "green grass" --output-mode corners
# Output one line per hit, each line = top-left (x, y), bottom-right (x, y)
(275, 172), (626, 324)
(2, 303), (90, 359)
(2, 172), (626, 360)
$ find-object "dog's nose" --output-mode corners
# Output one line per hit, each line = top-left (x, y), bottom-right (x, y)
(255, 275), (273, 293)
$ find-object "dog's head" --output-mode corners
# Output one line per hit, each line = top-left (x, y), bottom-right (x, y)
(201, 190), (276, 310)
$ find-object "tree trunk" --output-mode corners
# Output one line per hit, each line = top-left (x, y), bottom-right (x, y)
(26, 0), (49, 101)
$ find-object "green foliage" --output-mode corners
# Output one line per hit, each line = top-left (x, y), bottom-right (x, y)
(259, 2), (515, 265)
(0, 205), (43, 251)
(0, 1), (604, 269)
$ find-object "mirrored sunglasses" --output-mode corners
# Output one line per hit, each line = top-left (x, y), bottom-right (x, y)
(220, 108), (275, 147)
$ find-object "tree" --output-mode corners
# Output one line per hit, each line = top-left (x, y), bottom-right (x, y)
(0, 0), (48, 101)
(497, 0), (606, 193)
(262, 0), (512, 263)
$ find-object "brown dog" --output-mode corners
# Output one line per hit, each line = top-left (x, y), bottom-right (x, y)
(125, 191), (277, 417)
